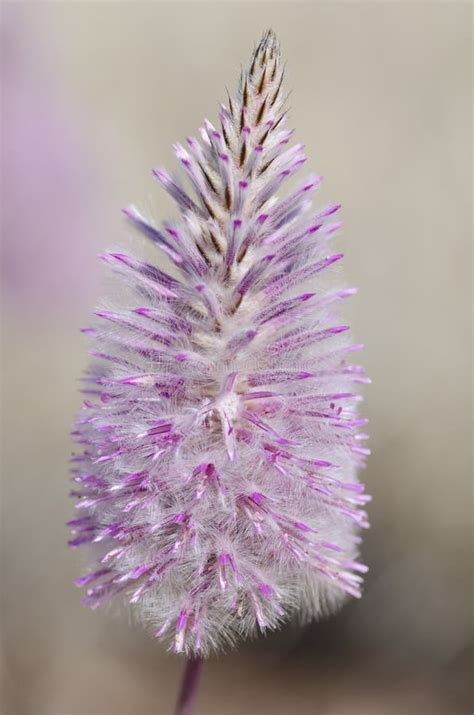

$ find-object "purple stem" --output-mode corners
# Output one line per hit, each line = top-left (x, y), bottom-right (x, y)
(174, 657), (204, 715)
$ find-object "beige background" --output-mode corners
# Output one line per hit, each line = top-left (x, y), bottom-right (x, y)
(1, 2), (472, 714)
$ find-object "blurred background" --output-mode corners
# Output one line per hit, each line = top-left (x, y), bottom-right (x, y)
(1, 2), (472, 714)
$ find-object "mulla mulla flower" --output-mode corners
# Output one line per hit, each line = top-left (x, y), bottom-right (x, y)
(69, 27), (370, 685)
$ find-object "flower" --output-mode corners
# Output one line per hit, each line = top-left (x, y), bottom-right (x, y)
(69, 29), (370, 657)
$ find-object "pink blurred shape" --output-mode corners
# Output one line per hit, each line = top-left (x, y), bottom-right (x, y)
(1, 12), (100, 318)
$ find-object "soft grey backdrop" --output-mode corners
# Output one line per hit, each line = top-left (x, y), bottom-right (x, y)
(2, 2), (472, 714)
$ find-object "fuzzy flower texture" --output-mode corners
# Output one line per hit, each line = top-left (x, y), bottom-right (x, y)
(69, 31), (370, 656)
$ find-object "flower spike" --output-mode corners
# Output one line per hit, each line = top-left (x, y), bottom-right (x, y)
(69, 29), (370, 657)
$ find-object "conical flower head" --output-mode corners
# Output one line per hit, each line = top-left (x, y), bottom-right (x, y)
(69, 30), (370, 656)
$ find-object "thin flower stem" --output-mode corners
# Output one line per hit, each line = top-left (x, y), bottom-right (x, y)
(174, 656), (204, 715)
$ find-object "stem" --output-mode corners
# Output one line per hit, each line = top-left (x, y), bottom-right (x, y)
(174, 656), (204, 715)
